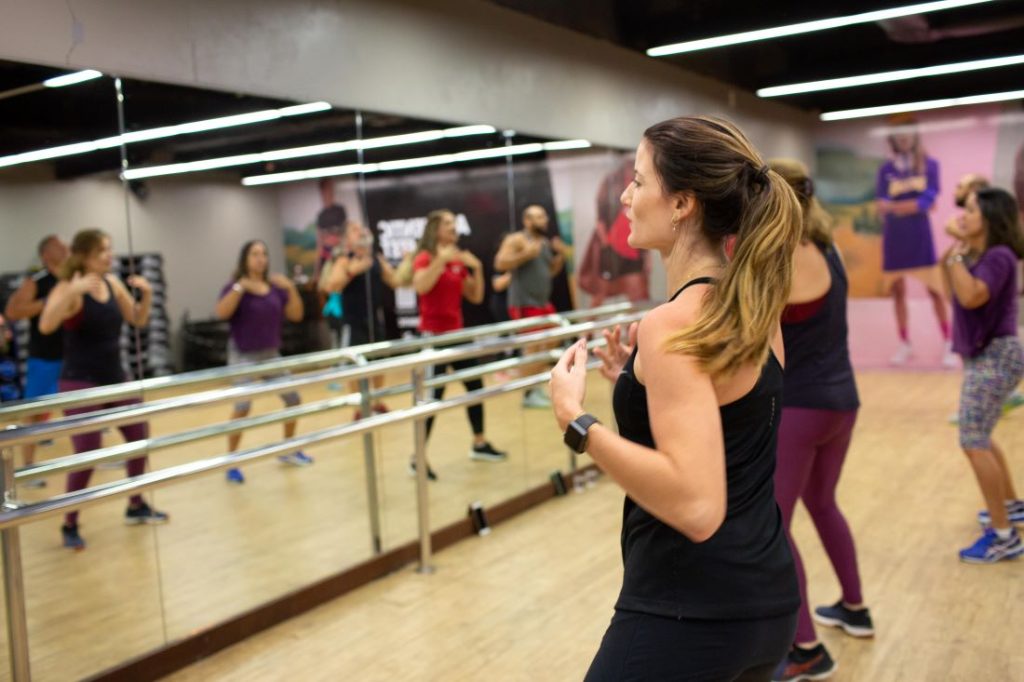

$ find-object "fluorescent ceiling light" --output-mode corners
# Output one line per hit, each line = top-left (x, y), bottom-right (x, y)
(759, 54), (1024, 97)
(42, 69), (103, 88)
(241, 140), (592, 186)
(122, 124), (497, 180)
(648, 0), (996, 57)
(0, 101), (331, 171)
(820, 89), (1024, 121)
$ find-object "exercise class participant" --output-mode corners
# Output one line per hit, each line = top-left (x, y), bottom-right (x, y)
(324, 221), (403, 417)
(552, 116), (801, 680)
(39, 228), (164, 550)
(412, 209), (506, 480)
(4, 235), (69, 485)
(768, 159), (873, 682)
(216, 240), (309, 485)
(494, 204), (566, 408)
(943, 188), (1024, 563)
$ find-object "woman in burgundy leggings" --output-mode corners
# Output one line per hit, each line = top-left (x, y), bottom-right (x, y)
(769, 160), (873, 682)
(39, 229), (167, 551)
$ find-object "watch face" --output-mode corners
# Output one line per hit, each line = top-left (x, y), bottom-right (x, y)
(565, 419), (588, 452)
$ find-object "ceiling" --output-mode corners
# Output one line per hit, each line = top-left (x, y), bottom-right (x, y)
(489, 0), (1024, 113)
(0, 61), (554, 182)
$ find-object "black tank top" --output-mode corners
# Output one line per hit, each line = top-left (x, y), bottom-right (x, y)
(61, 278), (126, 385)
(28, 270), (63, 360)
(781, 242), (859, 411)
(612, 278), (799, 620)
(341, 255), (385, 326)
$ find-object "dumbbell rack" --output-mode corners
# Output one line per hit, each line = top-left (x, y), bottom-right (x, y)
(116, 253), (173, 379)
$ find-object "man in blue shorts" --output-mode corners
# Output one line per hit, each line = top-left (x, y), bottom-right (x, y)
(4, 235), (68, 486)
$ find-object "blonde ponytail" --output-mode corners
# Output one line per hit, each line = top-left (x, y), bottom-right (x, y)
(666, 171), (800, 376)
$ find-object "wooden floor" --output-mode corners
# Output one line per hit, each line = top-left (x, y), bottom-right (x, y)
(1, 370), (1022, 680)
(0, 370), (607, 682)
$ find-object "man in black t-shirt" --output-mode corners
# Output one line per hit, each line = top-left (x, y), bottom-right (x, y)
(4, 235), (68, 485)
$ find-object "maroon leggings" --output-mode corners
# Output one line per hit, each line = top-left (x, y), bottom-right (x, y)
(774, 407), (863, 645)
(59, 380), (150, 526)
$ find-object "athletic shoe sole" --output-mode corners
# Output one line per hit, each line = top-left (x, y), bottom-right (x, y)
(812, 613), (874, 638)
(959, 547), (1024, 564)
(124, 516), (169, 526)
(773, 661), (838, 682)
(469, 452), (507, 462)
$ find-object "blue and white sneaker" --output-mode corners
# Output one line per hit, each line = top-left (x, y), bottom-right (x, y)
(959, 528), (1024, 564)
(226, 467), (245, 484)
(279, 451), (314, 467)
(977, 500), (1024, 527)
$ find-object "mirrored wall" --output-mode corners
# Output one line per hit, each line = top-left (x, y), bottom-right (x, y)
(0, 57), (641, 679)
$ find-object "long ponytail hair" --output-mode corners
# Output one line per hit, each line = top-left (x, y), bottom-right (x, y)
(769, 158), (833, 247)
(60, 228), (108, 281)
(646, 116), (801, 377)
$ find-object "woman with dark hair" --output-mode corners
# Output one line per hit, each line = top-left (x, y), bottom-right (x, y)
(768, 159), (872, 681)
(411, 209), (505, 480)
(551, 116), (801, 680)
(876, 118), (955, 367)
(215, 240), (307, 485)
(943, 187), (1024, 563)
(38, 228), (163, 550)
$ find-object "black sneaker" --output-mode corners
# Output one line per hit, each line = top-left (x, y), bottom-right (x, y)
(772, 644), (836, 681)
(470, 442), (507, 462)
(813, 600), (874, 637)
(125, 501), (170, 525)
(61, 524), (85, 551)
(408, 459), (438, 481)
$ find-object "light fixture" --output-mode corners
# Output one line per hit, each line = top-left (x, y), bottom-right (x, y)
(820, 89), (1024, 121)
(758, 54), (1024, 97)
(42, 69), (104, 88)
(0, 101), (332, 170)
(241, 140), (592, 186)
(122, 124), (498, 180)
(648, 0), (995, 57)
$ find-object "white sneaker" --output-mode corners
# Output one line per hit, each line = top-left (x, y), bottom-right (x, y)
(890, 342), (913, 366)
(522, 389), (552, 409)
(941, 341), (959, 369)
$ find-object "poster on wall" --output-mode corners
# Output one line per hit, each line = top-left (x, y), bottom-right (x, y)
(816, 102), (1024, 299)
(278, 149), (647, 339)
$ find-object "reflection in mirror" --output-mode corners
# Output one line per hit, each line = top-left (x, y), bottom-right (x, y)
(0, 58), (164, 680)
(116, 79), (366, 641)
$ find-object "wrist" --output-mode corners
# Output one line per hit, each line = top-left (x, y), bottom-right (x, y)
(946, 254), (964, 267)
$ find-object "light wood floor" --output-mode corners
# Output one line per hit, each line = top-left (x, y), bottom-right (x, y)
(0, 370), (608, 681)
(158, 370), (1024, 682)
(0, 370), (1021, 680)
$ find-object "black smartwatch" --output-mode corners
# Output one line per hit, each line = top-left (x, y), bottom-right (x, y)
(564, 413), (601, 453)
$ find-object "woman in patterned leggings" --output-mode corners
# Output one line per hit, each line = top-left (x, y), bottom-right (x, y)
(943, 187), (1024, 563)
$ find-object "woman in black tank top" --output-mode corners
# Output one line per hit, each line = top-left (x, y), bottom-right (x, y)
(39, 229), (165, 551)
(549, 117), (802, 681)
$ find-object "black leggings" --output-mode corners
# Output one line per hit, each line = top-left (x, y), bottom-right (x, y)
(424, 358), (484, 438)
(585, 609), (797, 682)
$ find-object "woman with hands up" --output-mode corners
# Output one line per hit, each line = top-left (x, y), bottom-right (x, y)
(410, 209), (505, 481)
(216, 240), (308, 485)
(39, 228), (164, 551)
(549, 117), (802, 681)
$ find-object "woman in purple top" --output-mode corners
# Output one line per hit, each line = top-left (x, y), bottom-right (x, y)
(943, 188), (1024, 563)
(769, 160), (872, 681)
(215, 240), (308, 484)
(876, 121), (955, 367)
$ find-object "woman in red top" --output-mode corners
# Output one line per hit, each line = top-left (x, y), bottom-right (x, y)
(411, 209), (506, 480)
